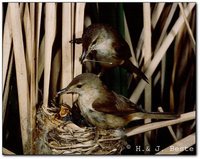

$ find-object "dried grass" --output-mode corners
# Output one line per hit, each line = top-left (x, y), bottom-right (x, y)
(130, 3), (195, 103)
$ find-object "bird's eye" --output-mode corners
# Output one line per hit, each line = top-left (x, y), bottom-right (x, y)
(77, 84), (82, 88)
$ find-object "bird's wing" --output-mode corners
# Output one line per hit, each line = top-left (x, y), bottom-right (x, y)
(112, 91), (145, 113)
(92, 89), (143, 116)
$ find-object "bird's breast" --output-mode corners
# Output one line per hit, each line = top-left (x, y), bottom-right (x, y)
(78, 93), (97, 113)
(94, 40), (123, 68)
(77, 90), (101, 116)
(77, 96), (106, 127)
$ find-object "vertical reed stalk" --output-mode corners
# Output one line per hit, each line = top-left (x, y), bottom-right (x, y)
(35, 3), (42, 103)
(61, 3), (73, 105)
(143, 3), (152, 154)
(136, 3), (165, 63)
(9, 3), (30, 153)
(43, 3), (57, 109)
(3, 6), (12, 91)
(74, 3), (85, 77)
(30, 4), (36, 139)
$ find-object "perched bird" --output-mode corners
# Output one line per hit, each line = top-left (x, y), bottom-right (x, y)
(75, 23), (148, 83)
(57, 73), (178, 129)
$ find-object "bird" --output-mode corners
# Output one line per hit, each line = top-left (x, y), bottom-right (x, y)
(56, 73), (179, 129)
(72, 23), (148, 83)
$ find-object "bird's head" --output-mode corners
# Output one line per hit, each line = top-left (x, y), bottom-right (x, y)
(57, 73), (102, 96)
(80, 24), (107, 64)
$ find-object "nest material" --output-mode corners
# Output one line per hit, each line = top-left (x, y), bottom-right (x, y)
(34, 103), (127, 155)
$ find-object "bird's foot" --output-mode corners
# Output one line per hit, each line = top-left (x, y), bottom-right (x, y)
(93, 127), (100, 142)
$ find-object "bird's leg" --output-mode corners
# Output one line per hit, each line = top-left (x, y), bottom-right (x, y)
(94, 127), (100, 142)
(93, 127), (106, 149)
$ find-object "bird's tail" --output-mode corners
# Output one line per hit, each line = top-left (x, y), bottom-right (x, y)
(126, 112), (180, 121)
(141, 112), (180, 119)
(121, 60), (149, 83)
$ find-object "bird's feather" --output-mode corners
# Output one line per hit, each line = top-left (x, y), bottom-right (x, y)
(92, 86), (144, 116)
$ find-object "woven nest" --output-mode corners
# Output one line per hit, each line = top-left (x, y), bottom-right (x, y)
(33, 102), (127, 155)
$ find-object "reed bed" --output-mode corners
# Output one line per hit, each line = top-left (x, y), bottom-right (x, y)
(2, 2), (196, 155)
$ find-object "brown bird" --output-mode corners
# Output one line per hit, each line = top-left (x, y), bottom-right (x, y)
(57, 73), (178, 129)
(71, 23), (148, 83)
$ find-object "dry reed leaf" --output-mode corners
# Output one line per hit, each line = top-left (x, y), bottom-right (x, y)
(143, 2), (152, 69)
(156, 133), (195, 154)
(153, 71), (161, 86)
(35, 3), (42, 103)
(23, 3), (32, 83)
(143, 2), (152, 115)
(30, 3), (35, 44)
(124, 13), (138, 67)
(143, 3), (152, 115)
(38, 36), (45, 81)
(136, 3), (165, 63)
(126, 111), (195, 137)
(9, 3), (30, 152)
(130, 3), (195, 103)
(178, 3), (196, 51)
(160, 53), (166, 101)
(3, 147), (15, 155)
(23, 5), (36, 148)
(43, 3), (57, 108)
(50, 49), (61, 97)
(3, 6), (12, 91)
(61, 3), (73, 105)
(3, 51), (13, 123)
(74, 3), (85, 77)
(151, 3), (165, 28)
(171, 5), (195, 113)
(143, 3), (152, 153)
(155, 3), (177, 101)
(19, 3), (25, 18)
(154, 3), (178, 53)
(30, 3), (37, 132)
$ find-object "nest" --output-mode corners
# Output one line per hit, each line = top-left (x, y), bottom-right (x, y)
(33, 102), (127, 155)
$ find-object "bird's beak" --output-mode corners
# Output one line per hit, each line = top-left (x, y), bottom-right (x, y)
(57, 87), (67, 95)
(56, 87), (73, 96)
(79, 50), (87, 64)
